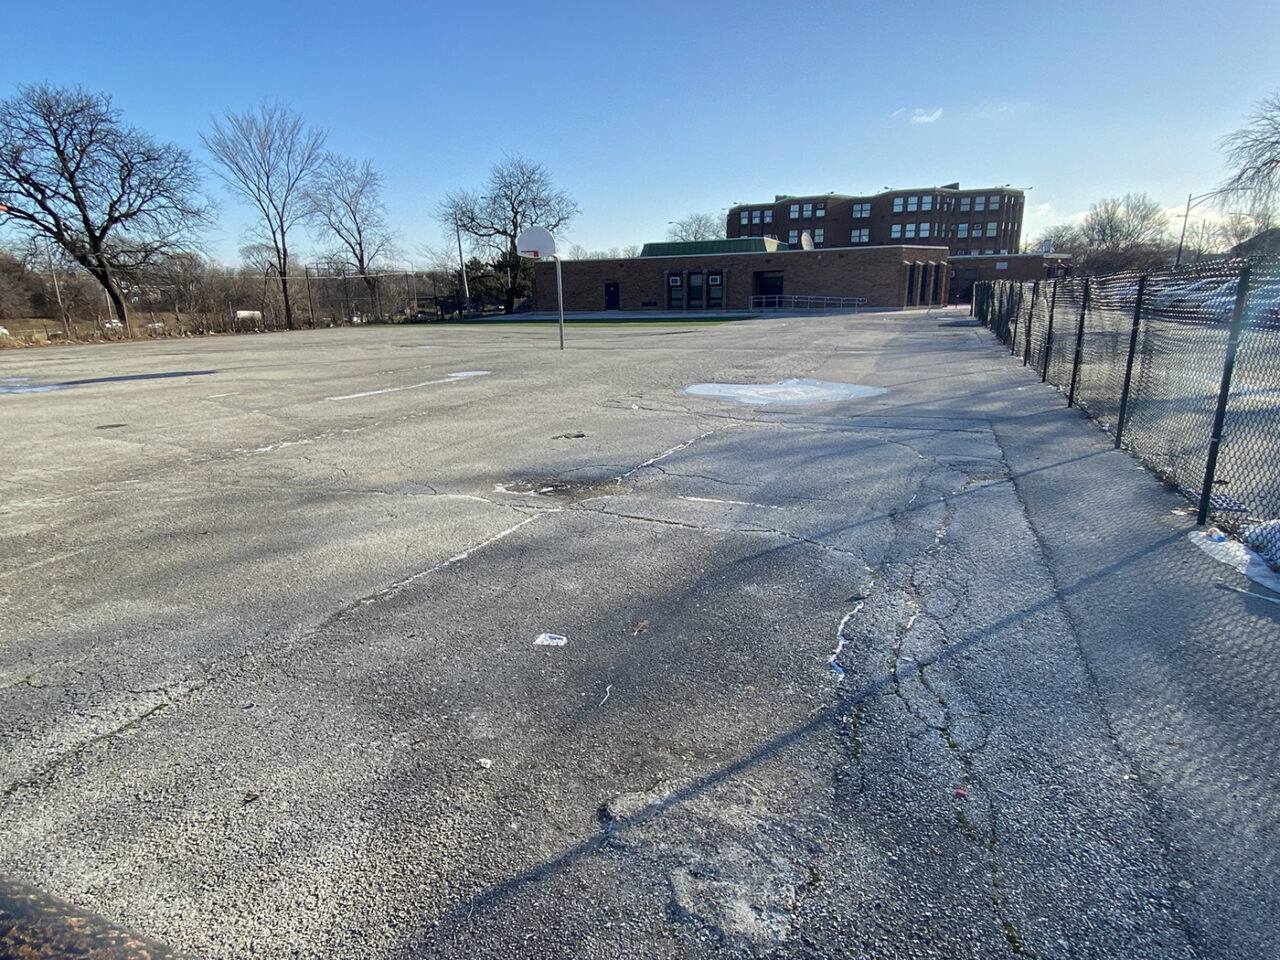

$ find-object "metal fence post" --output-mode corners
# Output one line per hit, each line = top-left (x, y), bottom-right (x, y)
(1197, 265), (1253, 525)
(1042, 277), (1058, 383)
(1008, 284), (1020, 356)
(1068, 277), (1090, 408)
(1113, 275), (1147, 449)
(1023, 280), (1038, 366)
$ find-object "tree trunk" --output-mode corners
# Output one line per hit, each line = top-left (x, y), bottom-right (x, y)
(503, 240), (517, 314)
(104, 274), (132, 338)
(281, 273), (295, 330)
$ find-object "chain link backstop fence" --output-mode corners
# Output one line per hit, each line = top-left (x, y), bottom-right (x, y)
(974, 257), (1280, 567)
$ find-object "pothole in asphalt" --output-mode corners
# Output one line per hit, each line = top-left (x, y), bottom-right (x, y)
(494, 478), (621, 501)
(682, 378), (885, 405)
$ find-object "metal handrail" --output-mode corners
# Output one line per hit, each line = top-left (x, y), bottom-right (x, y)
(750, 295), (867, 313)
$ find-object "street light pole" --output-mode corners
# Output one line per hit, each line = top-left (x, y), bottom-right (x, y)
(1175, 188), (1231, 268)
(455, 218), (470, 300)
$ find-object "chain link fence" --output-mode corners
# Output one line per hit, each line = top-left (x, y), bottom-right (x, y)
(974, 257), (1280, 566)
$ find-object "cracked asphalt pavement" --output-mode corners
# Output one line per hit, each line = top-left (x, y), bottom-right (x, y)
(1, 312), (1277, 959)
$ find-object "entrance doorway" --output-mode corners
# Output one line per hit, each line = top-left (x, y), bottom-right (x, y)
(752, 271), (784, 298)
(604, 282), (620, 310)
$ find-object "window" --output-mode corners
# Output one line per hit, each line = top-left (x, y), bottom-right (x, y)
(802, 202), (813, 217)
(813, 228), (825, 243)
(816, 202), (825, 217)
(852, 202), (871, 218)
(891, 223), (902, 239)
(975, 196), (986, 212)
(973, 222), (982, 236)
(668, 275), (682, 286)
(986, 221), (997, 237)
(984, 248), (995, 254)
(789, 229), (799, 244)
(763, 209), (773, 223)
(921, 195), (933, 212)
(893, 197), (904, 213)
(708, 274), (722, 285)
(957, 249), (968, 256)
(790, 203), (799, 219)
(740, 211), (748, 225)
(996, 261), (1008, 270)
(960, 197), (971, 212)
(919, 222), (931, 238)
(957, 223), (969, 238)
(752, 210), (761, 224)
(905, 223), (916, 239)
(990, 195), (1000, 208)
(907, 196), (918, 212)
(851, 228), (869, 243)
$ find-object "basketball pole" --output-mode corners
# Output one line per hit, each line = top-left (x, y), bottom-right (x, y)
(553, 255), (564, 350)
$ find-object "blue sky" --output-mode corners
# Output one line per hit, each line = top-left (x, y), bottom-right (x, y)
(3, 0), (1279, 264)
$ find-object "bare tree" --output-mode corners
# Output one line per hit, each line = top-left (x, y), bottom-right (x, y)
(202, 103), (325, 330)
(1181, 220), (1223, 263)
(306, 153), (396, 316)
(438, 153), (578, 313)
(1218, 91), (1280, 227)
(1030, 223), (1084, 255)
(666, 212), (723, 242)
(0, 84), (208, 335)
(1219, 212), (1264, 249)
(1076, 193), (1171, 273)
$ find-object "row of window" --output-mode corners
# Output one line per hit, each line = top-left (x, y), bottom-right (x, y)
(960, 195), (1004, 212)
(787, 228), (825, 243)
(892, 195), (935, 213)
(786, 201), (827, 219)
(740, 195), (1017, 227)
(888, 221), (1002, 240)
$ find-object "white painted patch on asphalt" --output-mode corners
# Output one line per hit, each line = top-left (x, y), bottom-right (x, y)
(1188, 530), (1280, 592)
(0, 377), (65, 395)
(683, 378), (885, 406)
(325, 370), (489, 401)
(533, 633), (568, 646)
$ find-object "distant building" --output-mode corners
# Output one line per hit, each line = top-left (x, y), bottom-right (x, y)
(948, 253), (1072, 303)
(1229, 227), (1280, 259)
(728, 183), (1025, 257)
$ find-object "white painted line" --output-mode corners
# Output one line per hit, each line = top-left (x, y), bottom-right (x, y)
(679, 496), (783, 510)
(326, 370), (489, 402)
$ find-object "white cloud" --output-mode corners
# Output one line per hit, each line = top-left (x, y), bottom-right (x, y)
(910, 108), (943, 124)
(891, 107), (905, 117)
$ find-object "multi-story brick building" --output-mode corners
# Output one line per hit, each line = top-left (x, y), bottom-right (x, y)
(728, 183), (1025, 257)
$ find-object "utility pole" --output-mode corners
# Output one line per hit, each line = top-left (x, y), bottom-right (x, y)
(455, 217), (470, 300)
(47, 248), (70, 340)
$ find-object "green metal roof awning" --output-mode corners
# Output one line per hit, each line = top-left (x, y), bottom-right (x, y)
(639, 237), (790, 257)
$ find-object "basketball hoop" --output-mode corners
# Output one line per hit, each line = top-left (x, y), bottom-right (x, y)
(514, 226), (564, 350)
